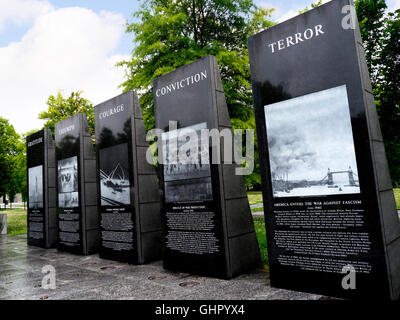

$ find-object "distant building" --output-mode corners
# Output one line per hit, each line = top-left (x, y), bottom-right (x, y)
(3, 193), (23, 203)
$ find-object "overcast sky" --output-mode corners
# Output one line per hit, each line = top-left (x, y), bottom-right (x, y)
(1, 0), (399, 134)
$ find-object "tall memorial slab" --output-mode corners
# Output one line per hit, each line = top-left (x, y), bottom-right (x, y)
(26, 129), (57, 248)
(55, 114), (99, 255)
(95, 91), (161, 264)
(248, 0), (400, 299)
(154, 56), (260, 279)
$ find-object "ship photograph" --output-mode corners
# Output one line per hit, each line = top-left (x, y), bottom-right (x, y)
(99, 143), (131, 206)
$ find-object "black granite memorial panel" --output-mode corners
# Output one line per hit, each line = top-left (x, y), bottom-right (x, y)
(154, 56), (260, 279)
(55, 113), (99, 255)
(95, 91), (161, 264)
(248, 0), (400, 299)
(27, 129), (57, 248)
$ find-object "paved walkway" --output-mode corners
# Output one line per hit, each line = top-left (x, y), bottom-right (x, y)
(0, 235), (323, 300)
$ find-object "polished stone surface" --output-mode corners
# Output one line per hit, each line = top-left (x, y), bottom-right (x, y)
(248, 0), (400, 299)
(0, 235), (324, 300)
(154, 56), (260, 279)
(55, 113), (99, 255)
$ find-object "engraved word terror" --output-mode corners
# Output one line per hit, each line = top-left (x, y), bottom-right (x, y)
(99, 104), (124, 120)
(268, 24), (325, 53)
(155, 70), (207, 97)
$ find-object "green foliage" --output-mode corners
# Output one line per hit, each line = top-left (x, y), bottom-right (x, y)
(119, 0), (274, 189)
(0, 208), (27, 236)
(253, 217), (268, 267)
(119, 0), (274, 129)
(18, 129), (39, 203)
(356, 0), (388, 84)
(7, 143), (25, 205)
(38, 91), (95, 138)
(247, 191), (263, 205)
(299, 0), (324, 14)
(0, 118), (22, 202)
(356, 0), (400, 185)
(394, 188), (400, 209)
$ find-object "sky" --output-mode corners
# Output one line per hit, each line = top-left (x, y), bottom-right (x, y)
(1, 0), (399, 134)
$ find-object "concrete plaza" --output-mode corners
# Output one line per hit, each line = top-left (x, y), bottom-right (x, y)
(0, 234), (323, 300)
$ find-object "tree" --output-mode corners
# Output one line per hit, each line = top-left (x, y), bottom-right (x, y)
(7, 139), (25, 208)
(18, 129), (39, 209)
(0, 118), (21, 206)
(356, 0), (400, 185)
(119, 0), (274, 189)
(299, 0), (324, 14)
(38, 91), (95, 139)
(16, 150), (27, 209)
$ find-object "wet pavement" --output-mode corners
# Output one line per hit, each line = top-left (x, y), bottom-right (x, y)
(0, 234), (325, 300)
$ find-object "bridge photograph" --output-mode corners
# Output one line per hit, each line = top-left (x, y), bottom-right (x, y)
(265, 85), (361, 198)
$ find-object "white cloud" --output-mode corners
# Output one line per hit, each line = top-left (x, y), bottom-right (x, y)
(278, 1), (331, 23)
(276, 10), (299, 23)
(256, 1), (301, 23)
(256, 1), (275, 11)
(0, 6), (129, 134)
(389, 0), (400, 10)
(0, 0), (53, 32)
(257, 0), (331, 23)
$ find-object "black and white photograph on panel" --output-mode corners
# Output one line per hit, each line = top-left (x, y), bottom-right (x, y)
(264, 85), (360, 198)
(28, 165), (43, 209)
(58, 156), (79, 208)
(162, 122), (213, 203)
(99, 143), (131, 206)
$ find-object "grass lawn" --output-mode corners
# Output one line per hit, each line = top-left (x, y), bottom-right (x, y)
(247, 191), (263, 205)
(253, 217), (268, 268)
(394, 188), (400, 209)
(0, 208), (27, 236)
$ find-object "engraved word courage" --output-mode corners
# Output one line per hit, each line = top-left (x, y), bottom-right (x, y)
(99, 104), (124, 120)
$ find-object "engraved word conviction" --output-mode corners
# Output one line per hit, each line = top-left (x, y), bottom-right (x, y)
(268, 24), (325, 53)
(28, 137), (43, 147)
(99, 104), (124, 120)
(58, 125), (75, 135)
(155, 70), (207, 97)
